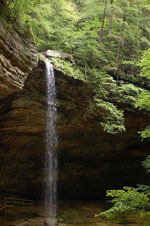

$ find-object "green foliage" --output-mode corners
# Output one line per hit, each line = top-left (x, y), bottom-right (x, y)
(137, 49), (150, 78)
(119, 84), (142, 96)
(2, 0), (150, 73)
(117, 84), (143, 105)
(95, 99), (125, 134)
(88, 69), (117, 98)
(2, 0), (150, 135)
(1, 0), (35, 22)
(7, 0), (149, 77)
(136, 156), (150, 216)
(96, 187), (150, 220)
(87, 68), (145, 133)
(139, 126), (150, 140)
(135, 49), (150, 139)
(86, 69), (125, 134)
(74, 17), (102, 66)
(142, 155), (150, 174)
(30, 0), (79, 52)
(97, 154), (150, 221)
(137, 184), (150, 196)
(51, 58), (85, 80)
(95, 46), (150, 221)
(135, 91), (150, 111)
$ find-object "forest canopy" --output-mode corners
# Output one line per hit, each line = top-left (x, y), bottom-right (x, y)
(1, 0), (150, 134)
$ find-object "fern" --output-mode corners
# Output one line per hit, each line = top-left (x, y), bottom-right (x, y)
(95, 99), (125, 134)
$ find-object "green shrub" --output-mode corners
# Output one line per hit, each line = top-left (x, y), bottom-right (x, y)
(95, 187), (150, 220)
(51, 58), (85, 80)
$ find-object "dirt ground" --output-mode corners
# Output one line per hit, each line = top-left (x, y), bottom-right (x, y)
(4, 201), (150, 226)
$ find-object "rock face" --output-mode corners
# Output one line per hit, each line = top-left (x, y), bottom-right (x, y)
(0, 18), (150, 200)
(0, 61), (150, 200)
(0, 17), (38, 99)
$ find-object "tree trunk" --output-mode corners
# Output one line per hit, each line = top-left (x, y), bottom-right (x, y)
(130, 46), (134, 75)
(115, 16), (126, 77)
(109, 0), (113, 49)
(99, 0), (107, 50)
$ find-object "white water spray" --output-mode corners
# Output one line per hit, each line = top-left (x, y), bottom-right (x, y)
(45, 58), (57, 217)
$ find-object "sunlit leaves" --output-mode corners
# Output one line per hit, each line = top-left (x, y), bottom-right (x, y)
(135, 49), (150, 139)
(137, 49), (150, 78)
(97, 187), (150, 219)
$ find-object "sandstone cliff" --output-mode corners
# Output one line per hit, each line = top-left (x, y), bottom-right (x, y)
(0, 17), (37, 99)
(0, 18), (150, 200)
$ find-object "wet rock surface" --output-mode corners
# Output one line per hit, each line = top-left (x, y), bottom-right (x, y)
(44, 218), (66, 226)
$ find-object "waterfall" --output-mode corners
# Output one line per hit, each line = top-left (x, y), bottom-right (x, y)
(45, 58), (58, 217)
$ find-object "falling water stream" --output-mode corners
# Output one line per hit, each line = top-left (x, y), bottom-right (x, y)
(45, 58), (58, 217)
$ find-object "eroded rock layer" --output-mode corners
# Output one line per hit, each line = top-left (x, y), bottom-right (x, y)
(0, 61), (150, 199)
(0, 18), (150, 200)
(0, 17), (37, 99)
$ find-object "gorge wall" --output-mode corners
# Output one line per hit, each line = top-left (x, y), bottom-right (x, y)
(0, 17), (150, 200)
